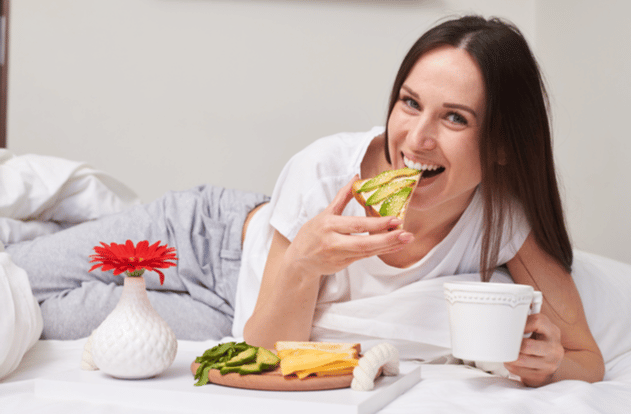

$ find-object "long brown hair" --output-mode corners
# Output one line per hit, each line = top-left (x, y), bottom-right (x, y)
(384, 15), (572, 281)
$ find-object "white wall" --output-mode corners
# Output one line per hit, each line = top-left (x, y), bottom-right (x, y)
(535, 0), (630, 264)
(6, 0), (629, 263)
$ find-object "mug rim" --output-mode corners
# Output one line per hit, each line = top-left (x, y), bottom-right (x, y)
(444, 281), (535, 294)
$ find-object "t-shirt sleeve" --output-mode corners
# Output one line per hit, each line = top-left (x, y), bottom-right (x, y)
(268, 137), (357, 242)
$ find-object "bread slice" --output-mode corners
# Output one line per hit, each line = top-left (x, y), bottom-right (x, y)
(274, 341), (361, 356)
(352, 167), (421, 225)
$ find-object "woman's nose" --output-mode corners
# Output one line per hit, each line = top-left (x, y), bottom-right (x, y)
(420, 138), (436, 150)
(410, 116), (437, 151)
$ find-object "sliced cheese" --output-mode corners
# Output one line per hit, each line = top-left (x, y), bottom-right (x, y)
(279, 349), (358, 377)
(294, 359), (358, 379)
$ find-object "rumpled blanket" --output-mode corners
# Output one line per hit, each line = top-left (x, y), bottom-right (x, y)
(0, 149), (140, 380)
(311, 250), (630, 380)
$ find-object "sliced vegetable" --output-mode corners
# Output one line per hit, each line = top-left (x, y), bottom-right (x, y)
(357, 168), (419, 192)
(194, 342), (280, 385)
(379, 187), (413, 217)
(365, 179), (416, 205)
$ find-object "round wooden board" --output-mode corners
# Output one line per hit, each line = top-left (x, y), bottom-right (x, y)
(190, 362), (354, 391)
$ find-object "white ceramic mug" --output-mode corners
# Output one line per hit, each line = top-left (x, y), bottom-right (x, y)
(444, 281), (543, 362)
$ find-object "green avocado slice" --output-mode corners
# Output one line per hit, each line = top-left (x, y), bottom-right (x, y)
(225, 347), (257, 367)
(365, 179), (416, 206)
(357, 168), (420, 192)
(379, 187), (413, 217)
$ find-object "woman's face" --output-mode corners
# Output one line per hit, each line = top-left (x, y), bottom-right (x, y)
(387, 45), (486, 215)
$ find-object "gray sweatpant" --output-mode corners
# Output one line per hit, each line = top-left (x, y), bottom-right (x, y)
(6, 185), (269, 340)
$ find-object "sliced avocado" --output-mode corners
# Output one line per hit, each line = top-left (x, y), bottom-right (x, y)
(219, 365), (242, 375)
(358, 168), (419, 192)
(365, 179), (416, 206)
(225, 347), (258, 367)
(256, 347), (281, 370)
(237, 347), (280, 375)
(379, 187), (413, 217)
(238, 362), (263, 375)
(209, 361), (226, 370)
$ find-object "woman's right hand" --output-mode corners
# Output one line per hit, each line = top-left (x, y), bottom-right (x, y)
(243, 176), (413, 348)
(285, 176), (414, 277)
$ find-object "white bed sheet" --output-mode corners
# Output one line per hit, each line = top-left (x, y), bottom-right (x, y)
(1, 338), (629, 414)
(0, 150), (629, 413)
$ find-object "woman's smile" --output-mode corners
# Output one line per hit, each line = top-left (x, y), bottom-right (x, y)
(402, 154), (445, 180)
(387, 45), (486, 214)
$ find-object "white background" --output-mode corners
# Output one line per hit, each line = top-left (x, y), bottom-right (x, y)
(6, 0), (630, 264)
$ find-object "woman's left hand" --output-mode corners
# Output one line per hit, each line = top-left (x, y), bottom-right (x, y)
(504, 312), (565, 387)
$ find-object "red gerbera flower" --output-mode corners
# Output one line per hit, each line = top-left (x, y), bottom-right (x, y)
(89, 240), (178, 285)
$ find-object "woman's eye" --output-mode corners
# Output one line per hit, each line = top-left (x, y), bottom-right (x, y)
(402, 97), (420, 110)
(446, 112), (467, 126)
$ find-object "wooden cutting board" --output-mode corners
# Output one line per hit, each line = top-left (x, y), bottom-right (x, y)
(190, 362), (355, 391)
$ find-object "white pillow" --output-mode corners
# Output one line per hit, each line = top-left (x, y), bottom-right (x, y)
(571, 251), (630, 367)
(0, 251), (43, 380)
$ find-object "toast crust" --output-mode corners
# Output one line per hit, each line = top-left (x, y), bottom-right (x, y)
(275, 341), (361, 355)
(352, 180), (382, 218)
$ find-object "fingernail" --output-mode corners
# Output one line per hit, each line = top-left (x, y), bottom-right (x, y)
(388, 218), (402, 228)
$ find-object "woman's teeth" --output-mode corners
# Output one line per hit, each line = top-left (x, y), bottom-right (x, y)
(403, 156), (441, 172)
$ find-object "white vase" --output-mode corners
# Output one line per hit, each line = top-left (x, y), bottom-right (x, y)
(91, 276), (177, 379)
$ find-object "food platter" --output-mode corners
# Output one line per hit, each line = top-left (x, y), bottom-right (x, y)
(190, 362), (356, 391)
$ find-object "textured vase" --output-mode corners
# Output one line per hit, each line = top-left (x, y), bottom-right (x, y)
(91, 276), (177, 379)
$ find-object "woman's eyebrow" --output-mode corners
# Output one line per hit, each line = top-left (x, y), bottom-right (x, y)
(401, 85), (419, 99)
(444, 103), (478, 120)
(402, 85), (478, 120)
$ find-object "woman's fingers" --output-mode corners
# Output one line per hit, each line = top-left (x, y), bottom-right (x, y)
(331, 228), (413, 258)
(504, 313), (564, 385)
(329, 176), (359, 216)
(289, 175), (414, 275)
(325, 213), (403, 234)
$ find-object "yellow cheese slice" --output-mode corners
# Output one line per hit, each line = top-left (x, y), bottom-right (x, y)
(279, 349), (357, 377)
(294, 359), (358, 379)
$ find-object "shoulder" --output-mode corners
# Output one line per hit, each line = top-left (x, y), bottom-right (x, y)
(269, 128), (383, 240)
(285, 127), (384, 175)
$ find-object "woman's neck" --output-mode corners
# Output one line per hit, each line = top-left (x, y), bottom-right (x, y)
(378, 201), (468, 269)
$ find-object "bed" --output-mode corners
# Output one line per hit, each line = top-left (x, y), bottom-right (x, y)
(1, 150), (630, 413)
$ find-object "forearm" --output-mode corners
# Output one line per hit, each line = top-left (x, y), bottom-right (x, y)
(548, 349), (605, 385)
(243, 259), (322, 350)
(520, 348), (605, 387)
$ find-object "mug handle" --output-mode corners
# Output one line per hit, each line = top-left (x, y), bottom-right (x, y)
(523, 291), (543, 338)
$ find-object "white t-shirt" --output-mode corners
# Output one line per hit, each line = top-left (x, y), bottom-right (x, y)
(232, 127), (530, 358)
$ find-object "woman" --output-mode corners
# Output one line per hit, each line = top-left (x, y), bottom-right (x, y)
(6, 16), (603, 387)
(241, 16), (603, 386)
